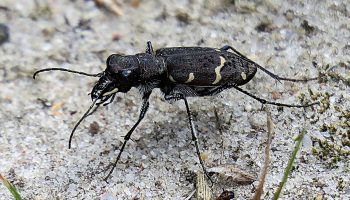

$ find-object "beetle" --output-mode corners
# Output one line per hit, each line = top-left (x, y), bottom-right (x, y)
(33, 41), (318, 181)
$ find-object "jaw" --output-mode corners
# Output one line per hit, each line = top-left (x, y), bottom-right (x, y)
(91, 74), (116, 100)
(102, 87), (119, 96)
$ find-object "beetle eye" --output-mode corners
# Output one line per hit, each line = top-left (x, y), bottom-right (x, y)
(121, 70), (132, 77)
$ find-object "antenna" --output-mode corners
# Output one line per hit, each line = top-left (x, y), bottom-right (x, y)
(33, 68), (103, 79)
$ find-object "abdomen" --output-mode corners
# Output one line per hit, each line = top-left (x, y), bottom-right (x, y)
(159, 48), (257, 86)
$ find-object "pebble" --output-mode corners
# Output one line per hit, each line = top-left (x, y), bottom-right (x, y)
(0, 23), (9, 45)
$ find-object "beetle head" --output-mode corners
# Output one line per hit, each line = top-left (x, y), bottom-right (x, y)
(91, 54), (140, 103)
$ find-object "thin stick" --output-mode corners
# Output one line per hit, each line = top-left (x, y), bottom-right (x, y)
(253, 108), (273, 200)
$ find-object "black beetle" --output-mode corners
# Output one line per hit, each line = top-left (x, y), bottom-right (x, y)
(33, 41), (318, 181)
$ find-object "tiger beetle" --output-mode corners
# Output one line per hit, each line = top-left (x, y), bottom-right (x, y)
(33, 41), (318, 182)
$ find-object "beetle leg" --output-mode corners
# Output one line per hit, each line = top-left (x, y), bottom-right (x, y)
(104, 91), (152, 181)
(165, 93), (213, 184)
(232, 85), (319, 108)
(221, 45), (318, 82)
(146, 41), (154, 55)
(220, 45), (246, 58)
(197, 84), (233, 96)
(221, 45), (283, 82)
(199, 83), (318, 107)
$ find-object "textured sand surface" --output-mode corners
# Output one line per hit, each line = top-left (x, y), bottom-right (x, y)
(0, 0), (349, 199)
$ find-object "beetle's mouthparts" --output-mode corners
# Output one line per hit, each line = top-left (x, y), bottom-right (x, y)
(102, 88), (119, 96)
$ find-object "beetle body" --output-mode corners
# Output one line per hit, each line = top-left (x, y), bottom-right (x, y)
(93, 45), (258, 103)
(33, 41), (318, 181)
(158, 47), (257, 87)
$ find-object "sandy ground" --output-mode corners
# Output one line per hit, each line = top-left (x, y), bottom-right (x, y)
(0, 0), (349, 199)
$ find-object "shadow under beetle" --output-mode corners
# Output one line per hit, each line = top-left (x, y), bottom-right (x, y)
(33, 41), (318, 181)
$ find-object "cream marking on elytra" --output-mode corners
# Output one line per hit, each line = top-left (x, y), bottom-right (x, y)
(241, 72), (247, 80)
(212, 56), (226, 84)
(169, 75), (176, 82)
(185, 73), (195, 83)
(103, 88), (119, 96)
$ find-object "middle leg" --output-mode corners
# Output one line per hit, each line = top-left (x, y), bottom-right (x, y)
(165, 93), (213, 183)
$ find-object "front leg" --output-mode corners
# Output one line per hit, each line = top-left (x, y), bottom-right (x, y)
(104, 91), (152, 181)
(165, 93), (212, 183)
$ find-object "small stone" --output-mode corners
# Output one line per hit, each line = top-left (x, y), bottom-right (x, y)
(271, 91), (281, 100)
(89, 121), (100, 135)
(0, 23), (9, 45)
(244, 104), (252, 112)
(111, 32), (122, 41)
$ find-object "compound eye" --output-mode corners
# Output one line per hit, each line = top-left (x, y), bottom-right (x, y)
(121, 70), (132, 78)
